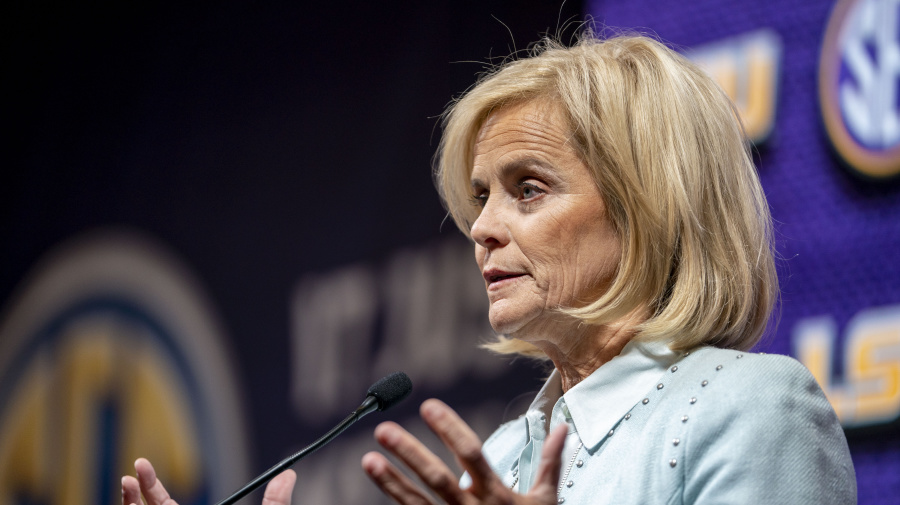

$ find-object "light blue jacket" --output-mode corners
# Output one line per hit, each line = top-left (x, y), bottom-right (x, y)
(476, 343), (856, 504)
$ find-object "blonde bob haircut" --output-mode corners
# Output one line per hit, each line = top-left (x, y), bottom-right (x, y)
(436, 33), (778, 355)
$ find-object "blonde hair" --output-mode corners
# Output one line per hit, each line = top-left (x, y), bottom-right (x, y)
(436, 34), (778, 355)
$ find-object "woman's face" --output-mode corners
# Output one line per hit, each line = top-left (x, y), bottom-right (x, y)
(470, 99), (621, 340)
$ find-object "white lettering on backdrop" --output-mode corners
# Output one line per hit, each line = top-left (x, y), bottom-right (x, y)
(290, 238), (503, 422)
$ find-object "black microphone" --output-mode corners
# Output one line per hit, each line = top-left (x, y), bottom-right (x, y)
(215, 372), (412, 505)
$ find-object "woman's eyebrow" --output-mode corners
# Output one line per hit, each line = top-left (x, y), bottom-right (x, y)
(470, 157), (561, 189)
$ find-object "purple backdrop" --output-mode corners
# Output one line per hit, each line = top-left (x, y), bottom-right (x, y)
(587, 0), (900, 503)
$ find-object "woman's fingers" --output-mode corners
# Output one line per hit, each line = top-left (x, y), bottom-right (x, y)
(125, 461), (294, 505)
(418, 399), (499, 499)
(133, 458), (177, 505)
(526, 425), (567, 501)
(362, 451), (435, 505)
(367, 400), (566, 505)
(371, 421), (470, 504)
(122, 475), (142, 505)
(262, 470), (296, 505)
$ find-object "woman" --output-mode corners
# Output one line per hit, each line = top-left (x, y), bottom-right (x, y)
(122, 34), (856, 505)
(360, 34), (856, 504)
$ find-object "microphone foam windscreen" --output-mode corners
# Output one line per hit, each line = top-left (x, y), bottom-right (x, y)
(367, 372), (413, 411)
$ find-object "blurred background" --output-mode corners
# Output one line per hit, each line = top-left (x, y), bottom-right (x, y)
(1, 1), (898, 504)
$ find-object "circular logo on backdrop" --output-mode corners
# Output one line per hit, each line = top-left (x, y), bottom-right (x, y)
(820, 0), (900, 178)
(0, 230), (249, 505)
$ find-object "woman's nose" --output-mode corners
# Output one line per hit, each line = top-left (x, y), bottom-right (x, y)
(470, 199), (508, 249)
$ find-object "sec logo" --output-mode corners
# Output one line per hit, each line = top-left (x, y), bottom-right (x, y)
(820, 0), (900, 178)
(0, 230), (249, 505)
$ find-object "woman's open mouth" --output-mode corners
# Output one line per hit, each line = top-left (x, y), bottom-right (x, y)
(483, 269), (526, 288)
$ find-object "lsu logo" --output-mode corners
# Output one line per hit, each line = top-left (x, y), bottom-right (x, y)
(0, 231), (249, 505)
(820, 0), (900, 178)
(793, 304), (900, 427)
(685, 29), (782, 145)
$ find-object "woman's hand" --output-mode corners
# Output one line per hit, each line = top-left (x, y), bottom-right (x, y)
(121, 458), (296, 505)
(362, 398), (567, 505)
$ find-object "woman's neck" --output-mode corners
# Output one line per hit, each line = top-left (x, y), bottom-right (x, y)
(522, 314), (641, 392)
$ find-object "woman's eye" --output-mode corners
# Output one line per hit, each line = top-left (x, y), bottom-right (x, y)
(470, 193), (488, 208)
(518, 182), (544, 201)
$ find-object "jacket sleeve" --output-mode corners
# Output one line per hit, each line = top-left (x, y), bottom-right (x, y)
(681, 354), (856, 504)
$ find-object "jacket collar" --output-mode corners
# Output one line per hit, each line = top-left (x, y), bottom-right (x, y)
(526, 339), (678, 449)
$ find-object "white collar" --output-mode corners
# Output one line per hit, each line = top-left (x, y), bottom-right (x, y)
(525, 339), (679, 449)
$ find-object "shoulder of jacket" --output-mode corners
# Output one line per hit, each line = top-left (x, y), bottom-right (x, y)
(671, 346), (831, 424)
(671, 348), (855, 504)
(685, 346), (814, 386)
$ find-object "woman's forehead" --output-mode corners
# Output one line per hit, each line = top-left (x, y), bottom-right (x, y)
(471, 101), (576, 176)
(476, 99), (563, 139)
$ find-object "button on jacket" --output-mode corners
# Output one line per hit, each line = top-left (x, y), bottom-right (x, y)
(470, 341), (857, 504)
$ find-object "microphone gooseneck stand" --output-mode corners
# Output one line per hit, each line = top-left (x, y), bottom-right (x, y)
(214, 372), (412, 505)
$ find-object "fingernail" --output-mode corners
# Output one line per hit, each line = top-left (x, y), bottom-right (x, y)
(421, 401), (442, 421)
(361, 454), (383, 476)
(377, 425), (399, 446)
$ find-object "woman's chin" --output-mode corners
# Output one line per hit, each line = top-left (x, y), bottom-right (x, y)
(488, 306), (542, 337)
(488, 313), (526, 336)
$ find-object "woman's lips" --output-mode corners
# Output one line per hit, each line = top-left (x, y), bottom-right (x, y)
(483, 269), (526, 290)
